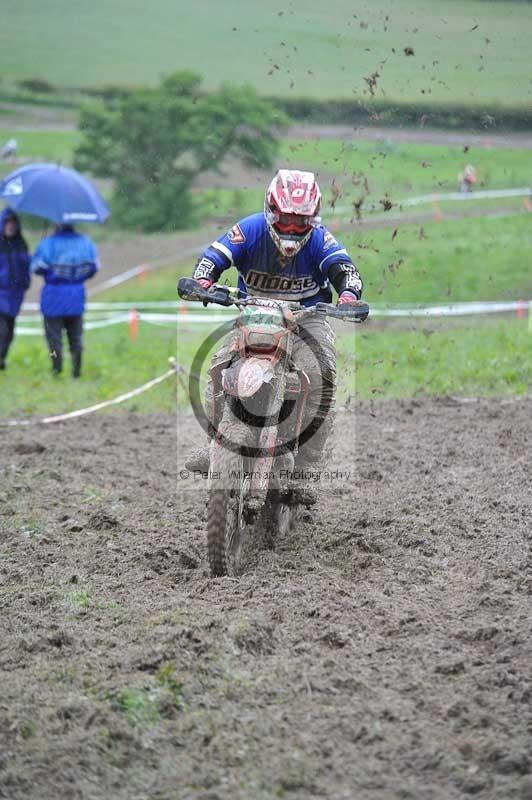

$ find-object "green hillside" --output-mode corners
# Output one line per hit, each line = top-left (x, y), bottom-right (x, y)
(0, 0), (531, 107)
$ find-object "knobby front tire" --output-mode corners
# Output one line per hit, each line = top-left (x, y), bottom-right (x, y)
(207, 425), (247, 577)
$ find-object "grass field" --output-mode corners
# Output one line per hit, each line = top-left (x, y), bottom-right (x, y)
(0, 128), (529, 231)
(99, 213), (532, 307)
(280, 139), (532, 195)
(1, 128), (530, 419)
(4, 126), (531, 193)
(1, 207), (530, 420)
(176, 316), (532, 401)
(0, 0), (530, 107)
(184, 137), (532, 223)
(0, 324), (177, 417)
(2, 312), (530, 419)
(0, 128), (80, 166)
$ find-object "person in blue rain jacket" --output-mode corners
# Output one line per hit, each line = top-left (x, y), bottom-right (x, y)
(31, 224), (100, 377)
(0, 207), (30, 370)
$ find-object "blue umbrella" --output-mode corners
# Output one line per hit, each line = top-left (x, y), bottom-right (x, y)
(0, 162), (110, 224)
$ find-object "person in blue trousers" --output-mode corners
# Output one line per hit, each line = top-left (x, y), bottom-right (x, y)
(31, 224), (100, 378)
(0, 208), (31, 371)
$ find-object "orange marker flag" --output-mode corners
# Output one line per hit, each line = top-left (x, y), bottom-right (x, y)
(128, 308), (140, 341)
(432, 197), (442, 223)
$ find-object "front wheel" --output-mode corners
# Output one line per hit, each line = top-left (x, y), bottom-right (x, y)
(207, 429), (248, 577)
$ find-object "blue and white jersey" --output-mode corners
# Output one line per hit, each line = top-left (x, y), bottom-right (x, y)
(31, 228), (99, 317)
(194, 212), (362, 306)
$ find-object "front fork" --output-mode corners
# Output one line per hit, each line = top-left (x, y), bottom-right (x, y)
(247, 366), (310, 502)
(244, 375), (285, 501)
(211, 358), (310, 509)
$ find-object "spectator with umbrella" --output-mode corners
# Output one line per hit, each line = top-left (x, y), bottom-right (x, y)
(0, 208), (31, 371)
(0, 163), (109, 378)
(31, 224), (100, 377)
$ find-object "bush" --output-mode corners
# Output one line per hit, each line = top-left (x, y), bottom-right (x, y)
(17, 78), (56, 94)
(75, 71), (288, 232)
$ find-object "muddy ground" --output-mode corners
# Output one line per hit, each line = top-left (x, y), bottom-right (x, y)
(1, 397), (531, 799)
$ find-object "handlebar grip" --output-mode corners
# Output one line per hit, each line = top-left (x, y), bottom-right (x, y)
(315, 301), (370, 322)
(177, 277), (234, 307)
(177, 277), (207, 301)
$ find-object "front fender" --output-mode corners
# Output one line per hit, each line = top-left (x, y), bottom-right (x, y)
(222, 357), (275, 398)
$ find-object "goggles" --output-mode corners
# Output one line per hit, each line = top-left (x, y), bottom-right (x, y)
(267, 208), (320, 235)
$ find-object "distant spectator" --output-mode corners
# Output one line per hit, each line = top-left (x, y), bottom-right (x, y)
(458, 165), (477, 194)
(0, 208), (30, 371)
(31, 225), (99, 378)
(0, 138), (18, 160)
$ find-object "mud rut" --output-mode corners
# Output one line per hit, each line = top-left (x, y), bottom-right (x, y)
(1, 397), (531, 800)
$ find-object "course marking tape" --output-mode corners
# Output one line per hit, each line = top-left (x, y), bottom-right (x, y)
(172, 300), (532, 321)
(1, 362), (180, 427)
(22, 300), (184, 312)
(14, 300), (532, 335)
(16, 314), (131, 335)
(369, 300), (532, 318)
(331, 187), (532, 216)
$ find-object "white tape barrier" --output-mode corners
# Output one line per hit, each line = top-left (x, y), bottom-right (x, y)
(22, 300), (183, 312)
(332, 187), (532, 216)
(1, 364), (178, 427)
(17, 314), (131, 336)
(20, 296), (532, 317)
(14, 300), (532, 335)
(396, 187), (531, 208)
(372, 300), (532, 318)
(173, 300), (532, 321)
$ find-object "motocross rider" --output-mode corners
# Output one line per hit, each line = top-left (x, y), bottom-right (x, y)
(459, 164), (477, 194)
(184, 169), (363, 487)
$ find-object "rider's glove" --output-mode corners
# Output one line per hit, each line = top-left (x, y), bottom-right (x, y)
(337, 291), (359, 306)
(197, 279), (213, 290)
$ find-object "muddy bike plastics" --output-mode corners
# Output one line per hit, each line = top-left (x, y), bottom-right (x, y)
(178, 277), (369, 577)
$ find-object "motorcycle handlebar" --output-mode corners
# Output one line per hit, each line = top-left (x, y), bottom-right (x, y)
(177, 277), (234, 307)
(314, 301), (369, 322)
(177, 277), (370, 322)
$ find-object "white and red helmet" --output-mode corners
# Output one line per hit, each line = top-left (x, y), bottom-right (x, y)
(265, 169), (322, 257)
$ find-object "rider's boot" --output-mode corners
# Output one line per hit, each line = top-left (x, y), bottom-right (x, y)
(287, 414), (334, 506)
(288, 463), (319, 507)
(183, 371), (222, 474)
(184, 445), (210, 473)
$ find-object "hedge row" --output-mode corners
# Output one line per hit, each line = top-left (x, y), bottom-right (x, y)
(3, 80), (532, 133)
(269, 96), (532, 133)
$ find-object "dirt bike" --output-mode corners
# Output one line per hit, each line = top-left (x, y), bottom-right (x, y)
(178, 277), (369, 577)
